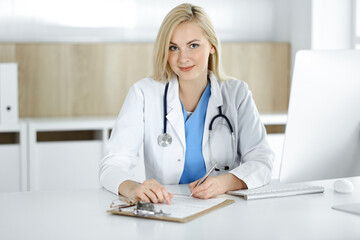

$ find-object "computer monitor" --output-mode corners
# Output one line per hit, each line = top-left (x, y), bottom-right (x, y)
(280, 50), (360, 183)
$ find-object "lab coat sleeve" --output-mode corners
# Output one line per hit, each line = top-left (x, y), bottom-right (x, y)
(229, 83), (275, 189)
(99, 82), (145, 195)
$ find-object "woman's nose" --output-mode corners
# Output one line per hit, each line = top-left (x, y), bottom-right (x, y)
(178, 50), (190, 63)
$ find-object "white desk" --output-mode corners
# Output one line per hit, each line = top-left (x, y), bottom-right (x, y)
(1, 177), (359, 240)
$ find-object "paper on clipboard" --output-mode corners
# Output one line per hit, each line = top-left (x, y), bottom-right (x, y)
(107, 195), (234, 223)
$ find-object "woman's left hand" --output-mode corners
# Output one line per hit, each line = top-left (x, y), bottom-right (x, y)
(189, 173), (247, 199)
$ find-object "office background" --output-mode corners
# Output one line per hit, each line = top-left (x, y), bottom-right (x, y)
(0, 0), (359, 192)
(0, 0), (358, 118)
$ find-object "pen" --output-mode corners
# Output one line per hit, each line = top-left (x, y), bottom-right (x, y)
(190, 163), (217, 197)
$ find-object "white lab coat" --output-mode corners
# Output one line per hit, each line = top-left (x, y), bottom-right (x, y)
(99, 72), (274, 195)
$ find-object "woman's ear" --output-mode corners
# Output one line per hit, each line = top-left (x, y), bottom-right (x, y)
(210, 46), (216, 54)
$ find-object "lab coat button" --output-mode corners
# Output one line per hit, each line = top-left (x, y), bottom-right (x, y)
(177, 159), (181, 162)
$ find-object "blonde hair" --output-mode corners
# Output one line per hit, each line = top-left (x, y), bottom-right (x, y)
(152, 3), (229, 81)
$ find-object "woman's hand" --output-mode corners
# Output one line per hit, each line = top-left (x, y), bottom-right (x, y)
(118, 179), (173, 204)
(189, 173), (247, 199)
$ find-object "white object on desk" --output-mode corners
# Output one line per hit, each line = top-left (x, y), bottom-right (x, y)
(333, 179), (354, 194)
(332, 203), (360, 215)
(227, 181), (324, 200)
(280, 50), (360, 183)
(118, 194), (230, 219)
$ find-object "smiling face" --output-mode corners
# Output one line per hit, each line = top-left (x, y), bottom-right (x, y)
(167, 21), (215, 84)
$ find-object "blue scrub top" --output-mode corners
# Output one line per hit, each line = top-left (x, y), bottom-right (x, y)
(179, 82), (211, 184)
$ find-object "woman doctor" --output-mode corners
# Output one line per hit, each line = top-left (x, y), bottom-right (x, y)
(99, 3), (274, 204)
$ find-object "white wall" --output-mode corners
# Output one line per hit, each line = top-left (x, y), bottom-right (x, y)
(0, 0), (355, 79)
(312, 0), (353, 49)
(0, 0), (285, 42)
(273, 0), (291, 42)
(1, 0), (314, 66)
(289, 0), (313, 70)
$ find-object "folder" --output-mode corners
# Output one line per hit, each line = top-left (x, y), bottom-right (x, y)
(332, 203), (360, 216)
(107, 195), (234, 223)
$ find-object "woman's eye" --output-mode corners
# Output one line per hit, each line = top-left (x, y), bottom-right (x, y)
(169, 46), (178, 51)
(189, 43), (199, 49)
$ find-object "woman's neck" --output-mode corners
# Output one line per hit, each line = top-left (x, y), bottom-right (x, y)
(178, 75), (208, 112)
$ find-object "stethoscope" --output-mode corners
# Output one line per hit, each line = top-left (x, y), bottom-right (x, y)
(157, 81), (236, 171)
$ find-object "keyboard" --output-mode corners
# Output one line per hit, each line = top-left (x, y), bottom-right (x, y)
(227, 182), (324, 200)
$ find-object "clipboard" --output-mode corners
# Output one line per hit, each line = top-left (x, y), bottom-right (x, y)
(107, 196), (234, 223)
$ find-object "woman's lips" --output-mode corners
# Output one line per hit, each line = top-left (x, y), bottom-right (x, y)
(179, 65), (194, 72)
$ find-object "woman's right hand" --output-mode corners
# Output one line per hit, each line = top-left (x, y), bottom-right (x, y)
(118, 179), (173, 204)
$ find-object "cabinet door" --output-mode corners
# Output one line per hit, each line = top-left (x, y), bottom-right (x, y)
(0, 145), (21, 192)
(33, 141), (102, 190)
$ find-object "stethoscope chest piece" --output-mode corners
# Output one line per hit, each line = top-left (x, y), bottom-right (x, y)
(158, 133), (172, 147)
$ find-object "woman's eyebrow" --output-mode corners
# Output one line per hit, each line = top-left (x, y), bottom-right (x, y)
(169, 39), (201, 46)
(187, 39), (200, 44)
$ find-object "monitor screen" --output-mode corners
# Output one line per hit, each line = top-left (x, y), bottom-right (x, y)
(280, 50), (360, 183)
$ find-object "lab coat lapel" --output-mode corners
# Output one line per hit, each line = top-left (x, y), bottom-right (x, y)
(166, 76), (186, 150)
(202, 73), (223, 150)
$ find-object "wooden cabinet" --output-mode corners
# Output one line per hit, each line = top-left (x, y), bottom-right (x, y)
(27, 117), (114, 191)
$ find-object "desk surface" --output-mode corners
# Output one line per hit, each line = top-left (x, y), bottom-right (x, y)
(1, 177), (360, 240)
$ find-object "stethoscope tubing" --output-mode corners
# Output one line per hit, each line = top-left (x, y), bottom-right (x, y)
(159, 81), (237, 170)
(163, 83), (169, 134)
(209, 106), (234, 133)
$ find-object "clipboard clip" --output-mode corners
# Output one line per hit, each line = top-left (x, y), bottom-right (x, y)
(133, 201), (170, 217)
(110, 196), (136, 209)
